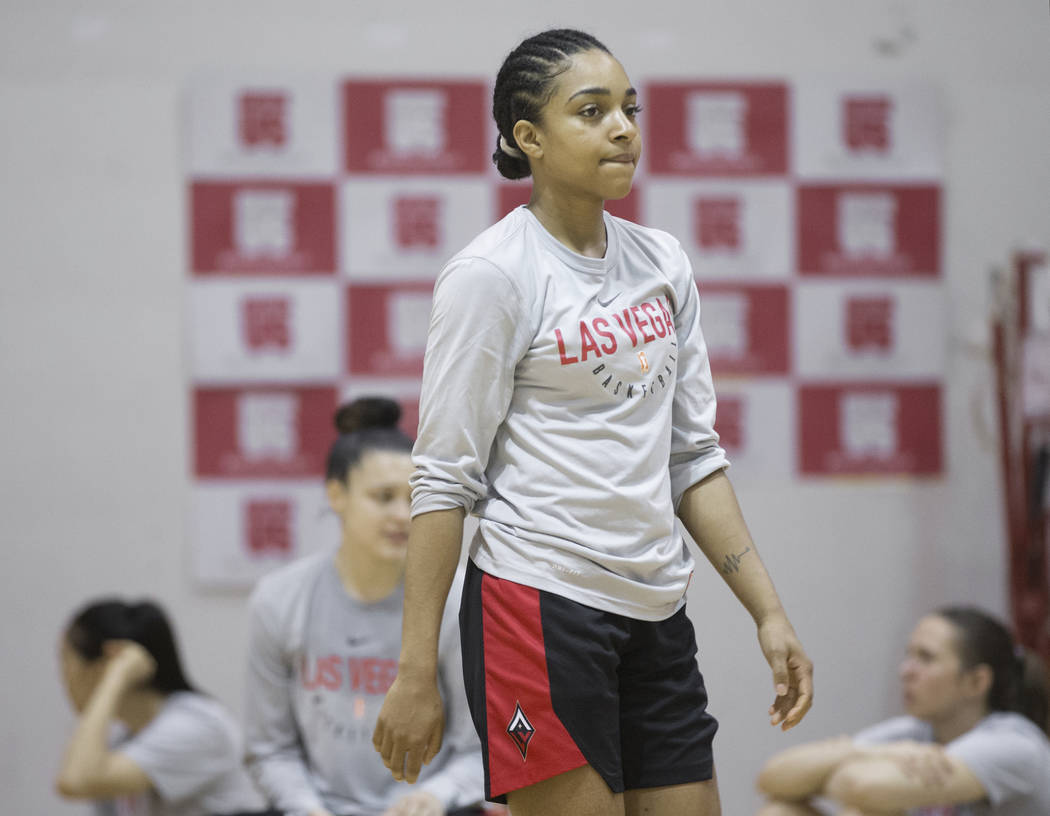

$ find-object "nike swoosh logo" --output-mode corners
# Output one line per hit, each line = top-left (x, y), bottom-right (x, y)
(597, 292), (621, 307)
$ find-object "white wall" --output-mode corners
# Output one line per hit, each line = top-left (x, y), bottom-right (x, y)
(1, 1), (1047, 813)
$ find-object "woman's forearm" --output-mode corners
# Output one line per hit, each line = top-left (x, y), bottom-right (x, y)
(757, 737), (858, 800)
(56, 669), (128, 795)
(397, 507), (466, 679)
(677, 470), (783, 623)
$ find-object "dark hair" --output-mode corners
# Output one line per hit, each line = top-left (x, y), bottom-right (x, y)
(937, 606), (1050, 733)
(66, 599), (195, 696)
(492, 28), (611, 180)
(325, 397), (413, 483)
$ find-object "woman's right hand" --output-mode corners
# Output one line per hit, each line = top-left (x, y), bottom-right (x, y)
(373, 669), (445, 784)
(103, 640), (157, 688)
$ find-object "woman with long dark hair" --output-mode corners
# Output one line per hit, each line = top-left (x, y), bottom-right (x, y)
(57, 597), (268, 815)
(757, 606), (1050, 814)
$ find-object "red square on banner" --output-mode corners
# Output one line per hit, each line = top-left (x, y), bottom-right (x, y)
(244, 499), (294, 555)
(842, 95), (892, 153)
(191, 182), (337, 275)
(845, 295), (895, 352)
(195, 386), (337, 478)
(496, 184), (641, 223)
(347, 283), (434, 377)
(698, 283), (790, 375)
(694, 197), (741, 250)
(242, 296), (291, 351)
(645, 82), (788, 176)
(343, 80), (487, 174)
(399, 397), (421, 440)
(715, 395), (745, 452)
(239, 91), (288, 148)
(797, 184), (940, 277)
(798, 384), (942, 475)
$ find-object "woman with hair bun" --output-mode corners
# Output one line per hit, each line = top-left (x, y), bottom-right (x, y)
(756, 606), (1050, 815)
(243, 397), (484, 816)
(373, 27), (812, 816)
(56, 598), (269, 815)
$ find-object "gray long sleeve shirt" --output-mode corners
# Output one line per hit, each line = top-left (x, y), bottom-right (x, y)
(411, 206), (729, 621)
(244, 552), (483, 815)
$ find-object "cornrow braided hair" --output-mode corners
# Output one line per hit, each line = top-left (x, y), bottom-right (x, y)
(492, 29), (611, 180)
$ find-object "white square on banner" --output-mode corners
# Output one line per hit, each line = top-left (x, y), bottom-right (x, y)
(186, 74), (339, 178)
(237, 392), (299, 461)
(837, 192), (897, 258)
(701, 292), (751, 360)
(341, 178), (493, 280)
(793, 79), (941, 180)
(384, 89), (448, 156)
(188, 279), (342, 383)
(794, 281), (945, 380)
(642, 179), (793, 280)
(388, 291), (433, 357)
(190, 481), (336, 589)
(710, 381), (794, 483)
(686, 92), (748, 159)
(234, 189), (296, 258)
(840, 392), (898, 459)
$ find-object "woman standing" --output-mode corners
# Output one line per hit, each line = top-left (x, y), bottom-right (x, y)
(244, 398), (484, 816)
(374, 29), (813, 816)
(56, 598), (268, 816)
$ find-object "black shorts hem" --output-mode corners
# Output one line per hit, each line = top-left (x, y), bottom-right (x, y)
(624, 759), (715, 791)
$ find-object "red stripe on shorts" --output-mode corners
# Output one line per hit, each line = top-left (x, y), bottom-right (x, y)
(481, 572), (587, 797)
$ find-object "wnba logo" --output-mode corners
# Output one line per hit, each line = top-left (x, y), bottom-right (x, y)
(506, 702), (535, 761)
(638, 351), (650, 373)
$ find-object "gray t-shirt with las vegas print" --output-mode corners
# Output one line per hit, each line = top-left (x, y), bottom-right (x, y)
(854, 712), (1050, 816)
(244, 551), (483, 816)
(411, 206), (729, 623)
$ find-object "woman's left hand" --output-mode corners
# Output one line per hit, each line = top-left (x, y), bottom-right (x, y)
(381, 791), (444, 816)
(104, 640), (157, 688)
(756, 612), (813, 731)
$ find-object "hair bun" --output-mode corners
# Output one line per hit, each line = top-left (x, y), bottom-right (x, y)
(334, 397), (402, 435)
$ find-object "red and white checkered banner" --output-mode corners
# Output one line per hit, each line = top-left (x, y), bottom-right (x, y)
(185, 74), (944, 586)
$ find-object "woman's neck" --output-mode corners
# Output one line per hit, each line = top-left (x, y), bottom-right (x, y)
(334, 542), (404, 603)
(527, 185), (607, 258)
(118, 690), (166, 734)
(929, 701), (987, 744)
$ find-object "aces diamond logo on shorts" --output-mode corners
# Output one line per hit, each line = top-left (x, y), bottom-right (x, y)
(506, 702), (535, 761)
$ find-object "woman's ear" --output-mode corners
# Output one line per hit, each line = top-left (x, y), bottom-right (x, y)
(101, 640), (122, 660)
(513, 119), (543, 160)
(325, 479), (347, 515)
(967, 663), (994, 700)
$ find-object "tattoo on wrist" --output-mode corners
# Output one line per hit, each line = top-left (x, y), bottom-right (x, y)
(721, 546), (751, 575)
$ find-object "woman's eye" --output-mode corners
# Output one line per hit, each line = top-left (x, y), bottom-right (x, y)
(579, 106), (600, 118)
(625, 105), (643, 117)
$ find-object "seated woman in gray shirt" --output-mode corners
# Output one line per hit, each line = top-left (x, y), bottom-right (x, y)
(243, 398), (485, 816)
(756, 606), (1050, 816)
(56, 597), (269, 816)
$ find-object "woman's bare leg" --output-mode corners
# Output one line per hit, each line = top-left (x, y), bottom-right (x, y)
(623, 769), (721, 816)
(506, 764), (624, 816)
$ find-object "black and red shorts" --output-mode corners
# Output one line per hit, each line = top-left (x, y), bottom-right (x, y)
(459, 560), (718, 802)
